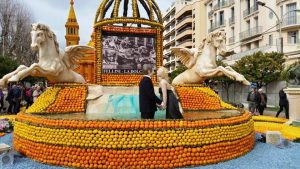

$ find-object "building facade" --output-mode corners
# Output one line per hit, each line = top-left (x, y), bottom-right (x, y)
(204, 0), (300, 65)
(163, 0), (206, 73)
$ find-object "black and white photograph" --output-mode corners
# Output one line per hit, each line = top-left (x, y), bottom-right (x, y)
(102, 34), (156, 74)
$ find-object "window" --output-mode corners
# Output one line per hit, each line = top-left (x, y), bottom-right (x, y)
(269, 35), (273, 45)
(231, 27), (235, 37)
(247, 0), (250, 11)
(193, 21), (195, 30)
(247, 20), (250, 30)
(210, 20), (213, 29)
(287, 3), (297, 25)
(209, 3), (213, 11)
(288, 31), (299, 44)
(231, 7), (235, 18)
(220, 11), (224, 26)
(254, 17), (258, 27)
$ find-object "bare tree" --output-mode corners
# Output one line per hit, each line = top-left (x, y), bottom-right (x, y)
(0, 0), (36, 66)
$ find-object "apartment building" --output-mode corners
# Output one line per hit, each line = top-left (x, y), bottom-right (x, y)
(205, 0), (300, 65)
(163, 0), (206, 73)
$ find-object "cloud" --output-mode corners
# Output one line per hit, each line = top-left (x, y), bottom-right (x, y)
(22, 0), (174, 48)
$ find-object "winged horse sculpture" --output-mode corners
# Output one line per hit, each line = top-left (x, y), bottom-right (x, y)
(171, 31), (251, 86)
(0, 23), (93, 86)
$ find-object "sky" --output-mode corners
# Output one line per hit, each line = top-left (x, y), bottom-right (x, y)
(22, 0), (174, 48)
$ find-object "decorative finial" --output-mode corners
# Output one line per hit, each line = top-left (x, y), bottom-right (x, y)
(70, 0), (74, 5)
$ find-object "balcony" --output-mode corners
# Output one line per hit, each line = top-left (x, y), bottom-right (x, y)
(243, 5), (258, 18)
(176, 26), (193, 39)
(229, 16), (235, 25)
(228, 36), (235, 44)
(276, 0), (289, 4)
(239, 26), (263, 41)
(208, 20), (226, 32)
(281, 15), (300, 30)
(176, 17), (193, 29)
(229, 46), (271, 61)
(213, 0), (235, 11)
(177, 38), (193, 47)
(287, 39), (300, 45)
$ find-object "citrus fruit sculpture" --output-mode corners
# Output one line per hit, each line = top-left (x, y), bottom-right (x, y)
(12, 0), (254, 168)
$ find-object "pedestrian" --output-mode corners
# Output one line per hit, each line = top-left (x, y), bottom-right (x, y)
(257, 89), (267, 115)
(25, 86), (33, 109)
(33, 85), (43, 102)
(0, 88), (4, 114)
(276, 88), (289, 119)
(247, 85), (261, 114)
(12, 84), (22, 114)
(139, 65), (162, 119)
(6, 85), (14, 114)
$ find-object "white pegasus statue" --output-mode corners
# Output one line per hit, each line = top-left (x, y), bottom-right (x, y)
(0, 23), (93, 87)
(171, 31), (250, 86)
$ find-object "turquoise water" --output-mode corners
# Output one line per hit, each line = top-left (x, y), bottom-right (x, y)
(100, 94), (166, 120)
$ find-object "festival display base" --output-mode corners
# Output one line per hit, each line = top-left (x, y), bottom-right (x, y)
(13, 84), (255, 169)
(284, 88), (300, 123)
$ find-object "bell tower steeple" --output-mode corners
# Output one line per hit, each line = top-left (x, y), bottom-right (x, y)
(65, 0), (80, 46)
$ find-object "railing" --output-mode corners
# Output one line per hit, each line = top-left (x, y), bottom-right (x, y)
(239, 26), (263, 40)
(228, 36), (235, 44)
(229, 16), (235, 25)
(230, 46), (272, 60)
(177, 26), (192, 35)
(176, 38), (192, 46)
(177, 15), (193, 25)
(281, 15), (300, 27)
(208, 20), (226, 32)
(243, 5), (258, 18)
(213, 0), (235, 11)
(287, 39), (300, 45)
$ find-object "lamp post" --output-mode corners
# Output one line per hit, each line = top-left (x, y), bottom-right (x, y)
(257, 1), (283, 53)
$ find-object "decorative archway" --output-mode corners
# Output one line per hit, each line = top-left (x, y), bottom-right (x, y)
(94, 0), (164, 85)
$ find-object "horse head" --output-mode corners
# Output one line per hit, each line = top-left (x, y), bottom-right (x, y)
(31, 23), (60, 54)
(207, 31), (227, 56)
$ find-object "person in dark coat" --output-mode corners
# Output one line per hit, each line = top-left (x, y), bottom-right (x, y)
(257, 89), (267, 115)
(6, 85), (14, 114)
(247, 86), (261, 114)
(276, 88), (289, 119)
(139, 65), (162, 119)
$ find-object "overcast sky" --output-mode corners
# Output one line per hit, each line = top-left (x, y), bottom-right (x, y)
(22, 0), (174, 48)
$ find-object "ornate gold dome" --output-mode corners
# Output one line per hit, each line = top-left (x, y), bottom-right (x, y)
(94, 0), (163, 28)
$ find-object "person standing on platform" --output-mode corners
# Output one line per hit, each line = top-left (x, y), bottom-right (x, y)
(257, 89), (267, 115)
(139, 65), (162, 119)
(276, 88), (289, 119)
(157, 67), (183, 119)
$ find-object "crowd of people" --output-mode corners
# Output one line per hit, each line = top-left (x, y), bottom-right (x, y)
(0, 83), (44, 115)
(247, 85), (289, 119)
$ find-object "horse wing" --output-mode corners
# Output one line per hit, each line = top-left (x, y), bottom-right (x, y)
(63, 45), (95, 69)
(171, 47), (197, 69)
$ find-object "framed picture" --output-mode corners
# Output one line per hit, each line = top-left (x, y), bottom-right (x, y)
(95, 26), (163, 84)
(102, 33), (156, 74)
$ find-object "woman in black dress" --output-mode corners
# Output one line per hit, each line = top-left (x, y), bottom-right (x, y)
(157, 67), (183, 119)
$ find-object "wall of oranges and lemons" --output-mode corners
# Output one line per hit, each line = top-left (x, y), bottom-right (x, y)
(14, 110), (254, 169)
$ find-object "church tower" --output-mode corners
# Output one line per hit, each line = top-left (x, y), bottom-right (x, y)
(65, 0), (80, 46)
